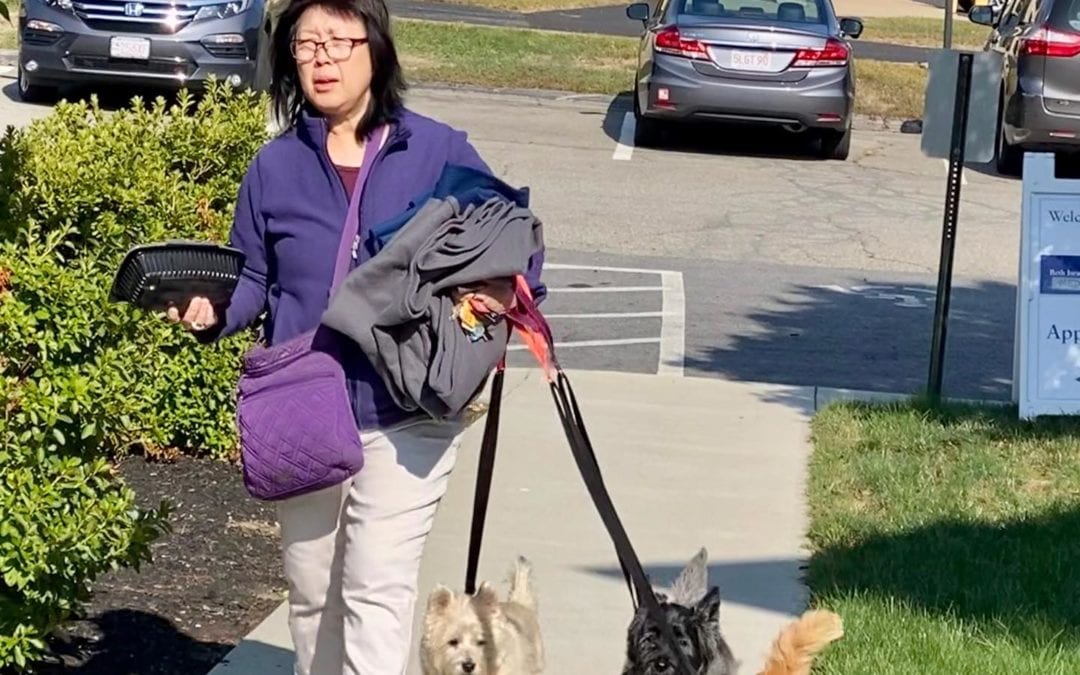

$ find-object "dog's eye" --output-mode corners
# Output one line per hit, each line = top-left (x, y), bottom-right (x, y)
(477, 639), (486, 647)
(448, 639), (459, 648)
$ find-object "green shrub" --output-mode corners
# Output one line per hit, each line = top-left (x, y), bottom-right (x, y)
(0, 81), (270, 670)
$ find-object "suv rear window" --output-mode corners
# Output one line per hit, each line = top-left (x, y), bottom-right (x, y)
(1055, 0), (1080, 30)
(679, 0), (825, 23)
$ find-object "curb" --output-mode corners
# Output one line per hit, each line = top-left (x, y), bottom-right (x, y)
(0, 50), (923, 133)
(812, 385), (1011, 412)
(408, 80), (920, 134)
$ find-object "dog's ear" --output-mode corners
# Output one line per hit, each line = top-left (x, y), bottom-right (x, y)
(694, 585), (721, 625)
(667, 547), (709, 605)
(472, 582), (501, 616)
(427, 585), (455, 614)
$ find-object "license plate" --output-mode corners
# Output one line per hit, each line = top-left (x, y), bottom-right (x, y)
(110, 36), (151, 60)
(730, 50), (773, 71)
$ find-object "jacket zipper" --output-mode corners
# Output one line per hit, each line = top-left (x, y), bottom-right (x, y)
(317, 119), (407, 268)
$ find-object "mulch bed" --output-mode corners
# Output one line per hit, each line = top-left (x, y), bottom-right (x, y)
(31, 454), (287, 675)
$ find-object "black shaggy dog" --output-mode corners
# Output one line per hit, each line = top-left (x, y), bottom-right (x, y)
(621, 548), (736, 675)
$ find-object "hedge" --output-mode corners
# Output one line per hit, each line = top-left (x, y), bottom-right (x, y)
(0, 81), (269, 670)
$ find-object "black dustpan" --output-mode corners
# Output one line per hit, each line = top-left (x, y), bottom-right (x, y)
(109, 240), (245, 312)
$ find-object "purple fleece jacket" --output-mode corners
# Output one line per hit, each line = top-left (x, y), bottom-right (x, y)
(203, 106), (546, 429)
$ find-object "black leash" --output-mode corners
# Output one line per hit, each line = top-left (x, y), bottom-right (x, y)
(464, 365), (505, 596)
(462, 364), (695, 675)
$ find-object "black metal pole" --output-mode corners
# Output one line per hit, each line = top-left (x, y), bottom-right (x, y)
(927, 51), (974, 400)
(944, 0), (955, 49)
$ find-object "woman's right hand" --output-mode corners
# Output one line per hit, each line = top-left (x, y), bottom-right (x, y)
(166, 297), (218, 333)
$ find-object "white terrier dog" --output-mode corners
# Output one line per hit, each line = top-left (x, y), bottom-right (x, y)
(419, 556), (544, 675)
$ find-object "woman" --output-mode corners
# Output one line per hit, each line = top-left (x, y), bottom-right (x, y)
(167, 0), (544, 672)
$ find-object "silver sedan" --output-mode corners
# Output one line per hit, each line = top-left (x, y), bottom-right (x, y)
(626, 0), (864, 159)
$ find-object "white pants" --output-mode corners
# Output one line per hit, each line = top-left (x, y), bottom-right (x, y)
(276, 416), (465, 675)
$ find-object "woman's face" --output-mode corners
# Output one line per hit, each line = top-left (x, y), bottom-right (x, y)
(293, 5), (373, 122)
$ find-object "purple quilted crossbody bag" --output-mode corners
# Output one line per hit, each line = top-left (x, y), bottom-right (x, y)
(235, 126), (388, 501)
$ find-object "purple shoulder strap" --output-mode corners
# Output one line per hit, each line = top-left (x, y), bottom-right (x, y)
(331, 124), (390, 290)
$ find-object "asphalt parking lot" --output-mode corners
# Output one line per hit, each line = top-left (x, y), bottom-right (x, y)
(0, 70), (1026, 399)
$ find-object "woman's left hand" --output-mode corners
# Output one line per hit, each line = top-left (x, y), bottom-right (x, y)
(453, 277), (516, 315)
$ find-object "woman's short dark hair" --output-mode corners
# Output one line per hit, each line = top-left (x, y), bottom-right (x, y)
(269, 0), (407, 139)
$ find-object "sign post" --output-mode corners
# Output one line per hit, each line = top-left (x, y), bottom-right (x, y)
(926, 52), (973, 400)
(944, 0), (955, 49)
(1014, 153), (1080, 419)
(920, 49), (1001, 400)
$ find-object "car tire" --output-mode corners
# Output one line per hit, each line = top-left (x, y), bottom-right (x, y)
(817, 126), (851, 161)
(633, 93), (664, 148)
(16, 65), (57, 104)
(995, 100), (1023, 176)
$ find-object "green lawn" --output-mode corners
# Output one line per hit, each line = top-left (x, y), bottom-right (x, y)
(394, 20), (929, 120)
(866, 16), (990, 49)
(435, 0), (627, 12)
(808, 399), (1080, 673)
(1, 1), (17, 51)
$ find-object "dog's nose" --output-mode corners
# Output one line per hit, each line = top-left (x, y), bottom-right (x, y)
(462, 660), (476, 673)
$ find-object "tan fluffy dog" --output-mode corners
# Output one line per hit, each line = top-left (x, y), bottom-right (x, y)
(420, 557), (544, 675)
(755, 609), (844, 675)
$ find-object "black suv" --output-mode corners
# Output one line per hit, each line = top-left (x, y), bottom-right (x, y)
(16, 0), (274, 102)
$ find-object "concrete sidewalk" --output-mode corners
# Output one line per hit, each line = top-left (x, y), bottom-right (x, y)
(208, 369), (817, 674)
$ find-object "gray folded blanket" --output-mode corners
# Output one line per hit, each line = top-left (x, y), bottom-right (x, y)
(321, 194), (544, 420)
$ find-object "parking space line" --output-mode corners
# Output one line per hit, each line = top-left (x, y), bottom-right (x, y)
(508, 337), (661, 350)
(658, 271), (685, 376)
(547, 286), (661, 293)
(544, 311), (664, 319)
(538, 262), (686, 375)
(546, 263), (669, 275)
(612, 112), (635, 161)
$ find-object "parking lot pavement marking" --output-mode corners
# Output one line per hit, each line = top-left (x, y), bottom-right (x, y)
(659, 270), (686, 377)
(547, 286), (661, 293)
(537, 262), (686, 376)
(612, 112), (635, 161)
(543, 311), (664, 319)
(545, 263), (664, 275)
(941, 158), (968, 186)
(507, 337), (661, 350)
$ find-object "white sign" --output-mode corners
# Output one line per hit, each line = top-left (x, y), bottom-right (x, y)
(1014, 153), (1080, 418)
(920, 50), (1002, 165)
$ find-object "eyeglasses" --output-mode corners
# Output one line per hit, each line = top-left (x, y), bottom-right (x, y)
(291, 37), (370, 63)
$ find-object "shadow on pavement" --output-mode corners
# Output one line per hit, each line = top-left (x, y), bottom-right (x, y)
(599, 91), (833, 162)
(967, 152), (1080, 183)
(2, 79), (201, 112)
(677, 278), (1017, 402)
(582, 558), (806, 616)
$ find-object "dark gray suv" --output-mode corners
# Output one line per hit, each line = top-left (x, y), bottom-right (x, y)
(15, 0), (273, 102)
(971, 0), (1080, 174)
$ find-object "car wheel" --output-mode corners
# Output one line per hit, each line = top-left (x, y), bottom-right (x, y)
(817, 126), (851, 161)
(995, 101), (1023, 176)
(16, 65), (57, 104)
(633, 93), (664, 148)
